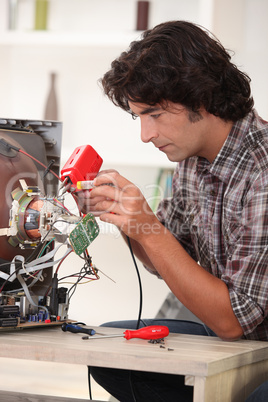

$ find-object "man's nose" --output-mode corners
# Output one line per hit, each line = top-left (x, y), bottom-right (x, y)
(140, 119), (158, 143)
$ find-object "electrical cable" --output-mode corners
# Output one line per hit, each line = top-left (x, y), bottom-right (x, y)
(18, 148), (62, 182)
(55, 249), (73, 274)
(52, 197), (73, 215)
(0, 243), (70, 292)
(19, 145), (83, 218)
(66, 252), (99, 300)
(67, 272), (84, 301)
(127, 235), (141, 402)
(0, 238), (58, 293)
(0, 238), (56, 292)
(0, 139), (62, 183)
(126, 235), (143, 330)
(67, 266), (95, 301)
(0, 262), (23, 292)
(37, 238), (55, 258)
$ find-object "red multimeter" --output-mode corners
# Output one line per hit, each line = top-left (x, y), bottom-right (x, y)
(61, 145), (103, 187)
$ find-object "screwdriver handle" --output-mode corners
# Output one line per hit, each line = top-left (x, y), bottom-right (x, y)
(123, 325), (169, 340)
(62, 323), (96, 336)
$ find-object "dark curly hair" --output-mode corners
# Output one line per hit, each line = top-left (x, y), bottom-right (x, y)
(101, 21), (254, 121)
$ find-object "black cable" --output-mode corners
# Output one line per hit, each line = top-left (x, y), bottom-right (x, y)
(0, 262), (23, 292)
(43, 159), (55, 179)
(0, 138), (62, 182)
(88, 367), (93, 400)
(126, 235), (143, 330)
(67, 263), (90, 300)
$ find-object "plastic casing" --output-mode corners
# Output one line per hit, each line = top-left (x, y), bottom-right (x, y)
(61, 145), (103, 184)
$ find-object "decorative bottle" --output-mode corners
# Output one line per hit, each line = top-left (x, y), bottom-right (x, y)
(35, 0), (49, 30)
(44, 72), (58, 121)
(136, 1), (150, 31)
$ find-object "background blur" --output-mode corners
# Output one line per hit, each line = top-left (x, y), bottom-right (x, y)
(0, 0), (267, 400)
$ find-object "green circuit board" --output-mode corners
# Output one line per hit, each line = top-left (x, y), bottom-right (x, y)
(69, 213), (99, 255)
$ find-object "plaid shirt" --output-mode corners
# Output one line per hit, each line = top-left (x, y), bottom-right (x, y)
(156, 110), (268, 341)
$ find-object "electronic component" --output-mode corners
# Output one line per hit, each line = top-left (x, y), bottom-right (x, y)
(0, 305), (19, 328)
(0, 123), (103, 329)
(57, 289), (69, 321)
(6, 180), (71, 248)
(0, 317), (18, 327)
(69, 213), (99, 255)
(0, 305), (19, 316)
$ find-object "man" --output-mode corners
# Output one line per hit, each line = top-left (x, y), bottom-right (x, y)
(80, 21), (268, 401)
(246, 381), (268, 402)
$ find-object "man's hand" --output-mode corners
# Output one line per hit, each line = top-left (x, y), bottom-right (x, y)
(76, 169), (118, 216)
(88, 170), (163, 242)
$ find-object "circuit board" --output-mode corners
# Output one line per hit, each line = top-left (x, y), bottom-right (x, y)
(69, 213), (99, 255)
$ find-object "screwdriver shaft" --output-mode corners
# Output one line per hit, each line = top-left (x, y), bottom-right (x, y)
(82, 334), (123, 340)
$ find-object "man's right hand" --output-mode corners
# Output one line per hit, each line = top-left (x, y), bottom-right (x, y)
(75, 169), (119, 215)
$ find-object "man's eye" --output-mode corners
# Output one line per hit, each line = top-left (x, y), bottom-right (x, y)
(151, 114), (161, 119)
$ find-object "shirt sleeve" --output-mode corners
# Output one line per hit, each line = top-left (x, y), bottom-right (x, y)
(221, 179), (268, 338)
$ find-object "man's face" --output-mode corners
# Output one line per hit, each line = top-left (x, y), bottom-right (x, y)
(128, 100), (213, 162)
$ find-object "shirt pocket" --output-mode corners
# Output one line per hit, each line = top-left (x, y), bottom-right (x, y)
(222, 218), (244, 258)
(189, 213), (210, 264)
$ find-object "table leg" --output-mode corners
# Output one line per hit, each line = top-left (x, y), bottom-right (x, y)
(190, 360), (268, 402)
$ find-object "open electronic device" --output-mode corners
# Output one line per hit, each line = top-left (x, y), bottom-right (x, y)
(0, 118), (102, 330)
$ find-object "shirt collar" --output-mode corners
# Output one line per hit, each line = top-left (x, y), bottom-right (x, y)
(206, 111), (256, 183)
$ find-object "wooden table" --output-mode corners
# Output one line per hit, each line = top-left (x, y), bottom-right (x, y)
(0, 325), (267, 401)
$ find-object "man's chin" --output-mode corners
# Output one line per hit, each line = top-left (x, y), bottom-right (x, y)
(165, 153), (181, 163)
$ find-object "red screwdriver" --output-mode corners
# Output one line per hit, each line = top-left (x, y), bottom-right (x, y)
(82, 325), (169, 340)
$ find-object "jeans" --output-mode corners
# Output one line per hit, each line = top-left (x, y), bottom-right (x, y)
(89, 319), (217, 402)
(245, 381), (268, 402)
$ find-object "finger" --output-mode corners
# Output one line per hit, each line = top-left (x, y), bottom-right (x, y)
(90, 184), (121, 201)
(98, 212), (124, 228)
(96, 169), (119, 176)
(88, 195), (108, 207)
(93, 171), (133, 190)
(94, 198), (119, 214)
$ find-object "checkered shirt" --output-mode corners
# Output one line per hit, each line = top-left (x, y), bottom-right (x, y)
(156, 110), (268, 341)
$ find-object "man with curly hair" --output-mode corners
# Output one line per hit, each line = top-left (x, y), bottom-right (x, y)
(80, 21), (267, 401)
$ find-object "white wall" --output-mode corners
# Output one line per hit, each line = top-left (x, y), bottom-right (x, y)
(211, 0), (268, 119)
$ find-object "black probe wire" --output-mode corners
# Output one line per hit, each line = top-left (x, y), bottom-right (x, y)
(89, 237), (143, 401)
(126, 235), (141, 402)
(67, 254), (91, 301)
(126, 235), (143, 330)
